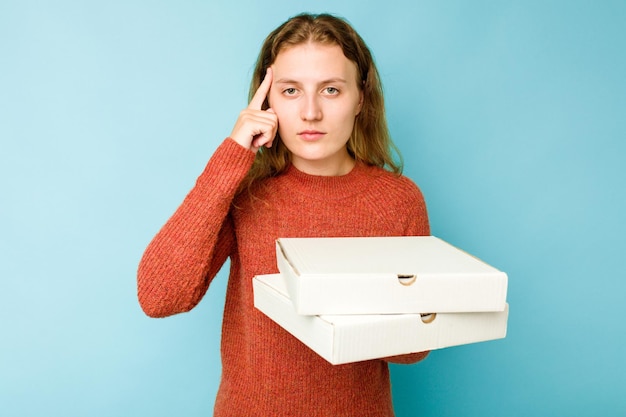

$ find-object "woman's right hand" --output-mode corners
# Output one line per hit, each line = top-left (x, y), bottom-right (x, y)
(230, 68), (278, 152)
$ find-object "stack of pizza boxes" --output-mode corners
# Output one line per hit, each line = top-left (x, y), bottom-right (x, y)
(253, 236), (508, 365)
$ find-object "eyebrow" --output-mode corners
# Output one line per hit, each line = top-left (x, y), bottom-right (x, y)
(274, 77), (349, 85)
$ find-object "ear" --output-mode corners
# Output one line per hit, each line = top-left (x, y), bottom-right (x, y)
(355, 90), (364, 116)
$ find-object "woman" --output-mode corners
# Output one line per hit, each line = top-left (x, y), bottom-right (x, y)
(138, 12), (430, 416)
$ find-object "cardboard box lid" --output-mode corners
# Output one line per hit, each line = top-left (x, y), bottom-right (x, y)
(276, 235), (508, 315)
(253, 274), (509, 365)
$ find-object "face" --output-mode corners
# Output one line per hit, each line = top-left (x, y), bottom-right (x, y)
(268, 42), (363, 176)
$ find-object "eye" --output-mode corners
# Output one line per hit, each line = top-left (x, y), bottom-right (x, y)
(283, 88), (298, 96)
(324, 87), (339, 95)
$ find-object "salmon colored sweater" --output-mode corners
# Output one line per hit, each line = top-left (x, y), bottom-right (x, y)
(137, 138), (430, 416)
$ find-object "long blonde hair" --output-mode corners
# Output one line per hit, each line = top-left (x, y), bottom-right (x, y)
(238, 13), (402, 193)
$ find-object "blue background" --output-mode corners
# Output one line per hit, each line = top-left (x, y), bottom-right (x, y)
(1, 1), (625, 416)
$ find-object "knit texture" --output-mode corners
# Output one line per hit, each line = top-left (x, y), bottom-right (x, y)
(137, 138), (431, 416)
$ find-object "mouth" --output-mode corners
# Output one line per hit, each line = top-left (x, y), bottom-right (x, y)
(297, 130), (326, 141)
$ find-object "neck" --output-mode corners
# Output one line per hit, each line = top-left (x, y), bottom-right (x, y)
(291, 154), (356, 177)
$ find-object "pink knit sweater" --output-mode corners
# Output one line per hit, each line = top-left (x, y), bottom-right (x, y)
(137, 138), (430, 416)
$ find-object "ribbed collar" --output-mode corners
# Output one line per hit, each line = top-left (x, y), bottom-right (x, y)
(277, 162), (377, 201)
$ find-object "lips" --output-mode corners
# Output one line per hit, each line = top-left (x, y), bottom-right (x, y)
(298, 130), (326, 141)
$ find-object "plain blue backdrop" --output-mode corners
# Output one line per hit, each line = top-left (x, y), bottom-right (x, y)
(1, 1), (625, 416)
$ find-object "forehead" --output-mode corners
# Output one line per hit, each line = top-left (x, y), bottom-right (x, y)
(272, 42), (359, 82)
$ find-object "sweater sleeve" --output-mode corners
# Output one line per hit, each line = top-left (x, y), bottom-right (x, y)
(402, 176), (430, 237)
(137, 138), (255, 318)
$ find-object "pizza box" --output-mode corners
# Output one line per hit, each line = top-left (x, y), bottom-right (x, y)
(253, 273), (509, 365)
(276, 236), (508, 315)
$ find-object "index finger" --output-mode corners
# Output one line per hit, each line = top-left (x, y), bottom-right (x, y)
(248, 67), (273, 110)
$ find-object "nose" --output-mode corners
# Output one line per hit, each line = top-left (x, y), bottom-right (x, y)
(300, 94), (322, 121)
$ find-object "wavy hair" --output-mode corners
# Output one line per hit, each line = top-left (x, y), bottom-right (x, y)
(238, 13), (402, 193)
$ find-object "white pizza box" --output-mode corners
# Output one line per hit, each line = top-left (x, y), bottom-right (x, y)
(253, 273), (508, 365)
(276, 235), (508, 315)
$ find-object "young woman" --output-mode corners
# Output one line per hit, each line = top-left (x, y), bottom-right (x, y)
(138, 13), (430, 416)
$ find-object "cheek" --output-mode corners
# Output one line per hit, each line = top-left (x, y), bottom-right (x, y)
(271, 105), (288, 128)
(268, 99), (293, 127)
(335, 102), (360, 126)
